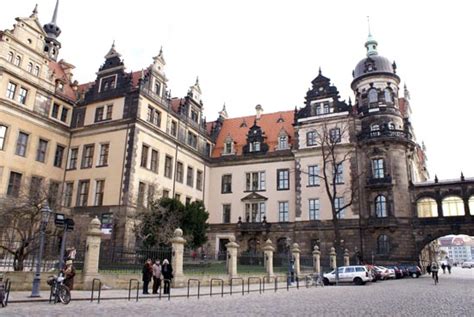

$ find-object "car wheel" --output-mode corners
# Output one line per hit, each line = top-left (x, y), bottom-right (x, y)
(323, 278), (330, 286)
(411, 273), (417, 278)
(354, 277), (363, 286)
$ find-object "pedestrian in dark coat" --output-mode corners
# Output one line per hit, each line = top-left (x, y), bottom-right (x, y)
(161, 259), (173, 294)
(152, 260), (162, 294)
(142, 259), (153, 294)
(62, 260), (76, 291)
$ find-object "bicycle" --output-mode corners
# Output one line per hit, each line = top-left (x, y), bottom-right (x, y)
(47, 273), (71, 304)
(305, 273), (324, 288)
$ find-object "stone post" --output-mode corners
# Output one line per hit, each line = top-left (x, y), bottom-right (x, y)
(83, 217), (102, 289)
(263, 239), (275, 278)
(312, 245), (321, 274)
(226, 236), (239, 278)
(291, 243), (301, 276)
(344, 249), (350, 266)
(329, 247), (337, 270)
(170, 228), (186, 287)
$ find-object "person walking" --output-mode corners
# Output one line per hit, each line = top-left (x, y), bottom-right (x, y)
(62, 260), (76, 291)
(447, 263), (452, 274)
(441, 263), (446, 274)
(142, 259), (153, 294)
(152, 259), (162, 294)
(431, 261), (439, 284)
(161, 259), (173, 295)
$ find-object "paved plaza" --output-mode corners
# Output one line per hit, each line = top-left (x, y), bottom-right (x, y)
(3, 268), (474, 316)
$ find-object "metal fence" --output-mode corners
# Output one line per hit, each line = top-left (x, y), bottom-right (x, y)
(0, 240), (60, 272)
(300, 255), (314, 273)
(183, 249), (227, 275)
(238, 252), (265, 274)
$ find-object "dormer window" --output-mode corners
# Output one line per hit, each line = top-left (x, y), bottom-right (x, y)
(57, 82), (64, 92)
(100, 75), (117, 92)
(279, 136), (288, 150)
(250, 141), (261, 152)
(155, 81), (162, 96)
(323, 102), (330, 114)
(223, 136), (234, 155)
(315, 104), (322, 115)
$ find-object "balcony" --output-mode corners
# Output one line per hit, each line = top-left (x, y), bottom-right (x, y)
(367, 217), (398, 228)
(358, 129), (412, 142)
(237, 216), (272, 233)
(367, 175), (392, 187)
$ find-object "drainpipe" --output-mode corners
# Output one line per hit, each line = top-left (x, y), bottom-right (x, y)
(172, 143), (178, 197)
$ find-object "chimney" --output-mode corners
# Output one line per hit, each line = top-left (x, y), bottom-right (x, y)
(255, 104), (263, 120)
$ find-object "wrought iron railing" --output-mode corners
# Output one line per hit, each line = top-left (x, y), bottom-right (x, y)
(358, 129), (412, 141)
(367, 176), (392, 186)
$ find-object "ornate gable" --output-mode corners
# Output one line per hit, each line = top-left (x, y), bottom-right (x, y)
(242, 120), (269, 154)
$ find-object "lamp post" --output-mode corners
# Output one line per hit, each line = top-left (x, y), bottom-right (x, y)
(30, 203), (52, 297)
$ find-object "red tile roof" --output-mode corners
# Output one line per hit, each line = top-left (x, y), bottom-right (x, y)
(48, 61), (77, 101)
(211, 110), (294, 157)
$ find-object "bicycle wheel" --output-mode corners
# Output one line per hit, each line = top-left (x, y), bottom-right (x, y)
(58, 285), (71, 304)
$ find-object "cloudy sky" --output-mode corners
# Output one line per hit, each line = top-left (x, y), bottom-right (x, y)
(2, 0), (473, 180)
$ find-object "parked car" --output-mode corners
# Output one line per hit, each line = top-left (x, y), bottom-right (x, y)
(398, 264), (422, 278)
(461, 261), (474, 268)
(386, 265), (404, 278)
(374, 266), (393, 280)
(323, 265), (372, 286)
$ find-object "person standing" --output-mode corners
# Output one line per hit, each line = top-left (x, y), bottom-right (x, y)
(62, 260), (76, 291)
(447, 263), (452, 274)
(161, 259), (173, 294)
(431, 261), (439, 284)
(152, 259), (162, 294)
(142, 259), (153, 294)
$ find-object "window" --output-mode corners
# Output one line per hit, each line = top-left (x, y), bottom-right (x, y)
(147, 185), (155, 206)
(222, 204), (231, 224)
(279, 201), (289, 222)
(224, 140), (233, 154)
(153, 110), (161, 127)
(147, 106), (153, 122)
(60, 107), (69, 122)
(68, 148), (78, 169)
(81, 144), (94, 168)
(14, 55), (21, 67)
(170, 121), (177, 137)
(100, 76), (116, 92)
(307, 131), (317, 146)
(51, 103), (60, 118)
(442, 196), (464, 217)
(6, 82), (17, 99)
(469, 196), (474, 216)
(150, 149), (158, 172)
(0, 125), (7, 150)
(187, 132), (197, 148)
(95, 180), (105, 206)
(7, 172), (22, 197)
(176, 162), (184, 183)
(64, 182), (74, 207)
(77, 180), (90, 206)
(368, 88), (378, 104)
(375, 195), (387, 218)
(245, 172), (265, 191)
(309, 199), (320, 220)
(277, 169), (290, 190)
(100, 213), (113, 233)
(196, 170), (203, 191)
(329, 128), (341, 143)
(18, 88), (28, 105)
(185, 197), (192, 205)
(175, 193), (181, 201)
(370, 124), (380, 137)
(388, 122), (395, 130)
(48, 181), (60, 208)
(190, 109), (199, 123)
(323, 103), (330, 114)
(221, 174), (232, 193)
(164, 155), (173, 178)
(27, 62), (33, 73)
(54, 145), (65, 167)
(279, 135), (288, 150)
(187, 166), (194, 187)
(384, 88), (393, 104)
(106, 105), (113, 120)
(138, 182), (146, 206)
(33, 66), (40, 76)
(155, 82), (162, 96)
(417, 198), (438, 218)
(335, 197), (345, 219)
(335, 164), (343, 184)
(377, 235), (390, 254)
(95, 106), (104, 122)
(140, 145), (149, 168)
(7, 51), (13, 62)
(245, 202), (266, 222)
(372, 159), (385, 178)
(162, 190), (170, 198)
(15, 132), (29, 157)
(98, 144), (109, 166)
(308, 165), (319, 186)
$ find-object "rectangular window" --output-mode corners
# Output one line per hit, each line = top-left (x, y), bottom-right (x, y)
(162, 190), (169, 198)
(335, 197), (345, 219)
(6, 82), (17, 100)
(150, 149), (158, 173)
(187, 132), (197, 148)
(221, 174), (232, 193)
(138, 182), (146, 206)
(185, 197), (192, 205)
(60, 107), (69, 122)
(81, 144), (94, 168)
(48, 181), (60, 208)
(245, 202), (266, 222)
(372, 159), (385, 179)
(170, 121), (177, 137)
(309, 199), (320, 220)
(15, 132), (29, 157)
(0, 125), (7, 150)
(64, 182), (74, 207)
(68, 148), (78, 169)
(36, 139), (48, 162)
(153, 110), (161, 127)
(335, 163), (343, 184)
(279, 201), (289, 222)
(95, 106), (104, 122)
(246, 171), (266, 191)
(223, 204), (231, 224)
(175, 193), (181, 201)
(106, 105), (113, 120)
(51, 103), (60, 118)
(164, 155), (173, 178)
(279, 136), (288, 150)
(307, 131), (317, 146)
(147, 106), (153, 122)
(7, 172), (22, 197)
(147, 184), (155, 207)
(95, 180), (105, 206)
(176, 162), (184, 183)
(330, 128), (341, 143)
(277, 169), (290, 190)
(224, 141), (233, 154)
(308, 165), (320, 186)
(18, 88), (28, 104)
(77, 180), (90, 207)
(155, 82), (162, 96)
(140, 145), (149, 168)
(187, 166), (194, 187)
(191, 109), (199, 123)
(98, 144), (109, 166)
(196, 170), (203, 191)
(54, 145), (65, 167)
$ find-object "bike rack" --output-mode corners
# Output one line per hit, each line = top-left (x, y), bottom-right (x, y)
(187, 279), (201, 299)
(128, 279), (139, 302)
(210, 278), (224, 297)
(247, 277), (262, 294)
(159, 279), (171, 301)
(90, 278), (102, 303)
(4, 279), (11, 307)
(230, 278), (244, 296)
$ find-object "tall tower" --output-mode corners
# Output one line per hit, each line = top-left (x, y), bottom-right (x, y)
(43, 0), (62, 60)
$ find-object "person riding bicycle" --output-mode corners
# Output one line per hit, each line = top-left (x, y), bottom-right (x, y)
(430, 261), (439, 284)
(61, 260), (76, 291)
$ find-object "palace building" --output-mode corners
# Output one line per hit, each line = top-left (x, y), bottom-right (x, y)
(1, 2), (473, 264)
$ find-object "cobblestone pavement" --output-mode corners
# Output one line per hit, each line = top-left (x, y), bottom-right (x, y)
(3, 267), (474, 316)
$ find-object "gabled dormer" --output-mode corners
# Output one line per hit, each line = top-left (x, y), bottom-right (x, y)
(277, 128), (290, 150)
(243, 121), (269, 154)
(222, 134), (235, 155)
(141, 47), (168, 99)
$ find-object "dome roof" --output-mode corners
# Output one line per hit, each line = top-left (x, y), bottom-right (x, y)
(353, 55), (396, 80)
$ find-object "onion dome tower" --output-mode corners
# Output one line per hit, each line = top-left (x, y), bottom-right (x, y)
(43, 0), (62, 60)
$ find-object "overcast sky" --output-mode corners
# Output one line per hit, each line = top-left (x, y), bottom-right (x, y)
(2, 0), (473, 180)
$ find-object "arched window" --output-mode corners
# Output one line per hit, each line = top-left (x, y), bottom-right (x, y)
(375, 195), (387, 217)
(370, 124), (380, 137)
(377, 235), (390, 254)
(14, 55), (21, 67)
(442, 196), (464, 216)
(388, 122), (396, 130)
(368, 89), (378, 103)
(384, 88), (393, 104)
(33, 66), (40, 76)
(7, 51), (14, 62)
(469, 196), (474, 216)
(27, 62), (33, 73)
(247, 238), (257, 254)
(417, 198), (438, 217)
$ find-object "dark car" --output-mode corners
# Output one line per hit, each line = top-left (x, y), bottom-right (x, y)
(386, 265), (404, 278)
(398, 264), (422, 278)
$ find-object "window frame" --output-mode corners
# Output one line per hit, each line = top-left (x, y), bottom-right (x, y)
(0, 125), (8, 150)
(372, 158), (385, 179)
(77, 180), (90, 207)
(15, 131), (29, 157)
(308, 165), (320, 186)
(278, 201), (289, 222)
(81, 144), (95, 169)
(221, 174), (232, 194)
(98, 143), (110, 167)
(6, 82), (17, 100)
(306, 131), (317, 146)
(277, 169), (290, 190)
(94, 179), (105, 206)
(222, 204), (231, 224)
(53, 144), (65, 167)
(309, 198), (320, 220)
(164, 155), (173, 178)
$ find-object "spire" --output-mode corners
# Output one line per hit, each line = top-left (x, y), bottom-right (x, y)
(195, 76), (200, 87)
(104, 41), (121, 59)
(218, 103), (228, 119)
(318, 66), (322, 75)
(365, 16), (378, 57)
(43, 0), (61, 39)
(51, 0), (59, 24)
(30, 4), (38, 18)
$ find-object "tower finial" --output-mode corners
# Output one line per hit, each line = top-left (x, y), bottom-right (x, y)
(367, 16), (371, 36)
(364, 16), (378, 57)
(195, 76), (199, 86)
(318, 66), (322, 75)
(31, 4), (39, 17)
(51, 0), (59, 24)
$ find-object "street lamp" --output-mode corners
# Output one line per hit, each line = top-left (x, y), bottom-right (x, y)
(30, 203), (52, 297)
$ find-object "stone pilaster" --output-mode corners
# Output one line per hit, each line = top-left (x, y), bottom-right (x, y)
(329, 247), (337, 269)
(312, 245), (321, 273)
(225, 236), (239, 278)
(291, 243), (301, 276)
(83, 217), (102, 289)
(170, 228), (186, 287)
(263, 239), (275, 278)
